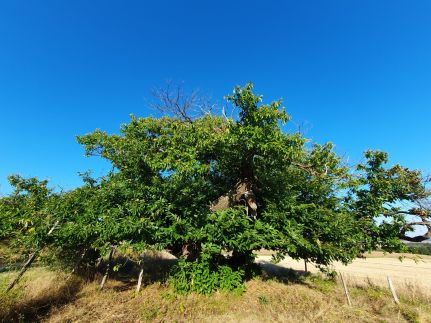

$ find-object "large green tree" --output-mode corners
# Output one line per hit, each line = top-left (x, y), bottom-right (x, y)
(1, 83), (429, 293)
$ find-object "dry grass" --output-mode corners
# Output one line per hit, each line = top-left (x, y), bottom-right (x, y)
(44, 275), (431, 323)
(257, 251), (431, 297)
(0, 267), (82, 322)
(1, 262), (430, 323)
(359, 251), (431, 261)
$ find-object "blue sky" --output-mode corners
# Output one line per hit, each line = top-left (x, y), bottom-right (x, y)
(0, 0), (430, 195)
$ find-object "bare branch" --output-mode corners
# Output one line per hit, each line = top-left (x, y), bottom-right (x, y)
(401, 233), (431, 242)
(405, 221), (431, 227)
(221, 106), (229, 122)
(399, 198), (431, 242)
(149, 81), (215, 122)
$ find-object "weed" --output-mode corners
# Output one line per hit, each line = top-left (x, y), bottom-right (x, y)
(400, 306), (420, 323)
(308, 274), (337, 293)
(258, 294), (269, 305)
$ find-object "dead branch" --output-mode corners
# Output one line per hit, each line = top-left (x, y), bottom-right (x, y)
(150, 81), (216, 122)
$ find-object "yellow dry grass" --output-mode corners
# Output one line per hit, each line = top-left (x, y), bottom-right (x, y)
(0, 267), (81, 322)
(1, 265), (430, 323)
(257, 251), (431, 296)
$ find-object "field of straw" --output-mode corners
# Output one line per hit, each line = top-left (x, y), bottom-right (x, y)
(257, 251), (431, 296)
(1, 252), (431, 322)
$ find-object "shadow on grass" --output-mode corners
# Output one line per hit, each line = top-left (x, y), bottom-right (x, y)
(0, 252), (178, 322)
(258, 261), (307, 284)
(98, 253), (178, 288)
(103, 253), (310, 291)
(257, 261), (342, 297)
(0, 278), (82, 323)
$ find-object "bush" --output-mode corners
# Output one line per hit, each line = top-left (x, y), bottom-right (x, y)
(406, 243), (431, 256)
(170, 258), (245, 295)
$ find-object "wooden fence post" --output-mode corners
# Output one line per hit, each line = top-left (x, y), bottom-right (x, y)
(387, 276), (400, 305)
(66, 248), (87, 281)
(135, 260), (144, 295)
(99, 246), (115, 290)
(340, 272), (352, 306)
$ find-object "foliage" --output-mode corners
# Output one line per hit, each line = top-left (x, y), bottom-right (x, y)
(170, 257), (245, 295)
(0, 83), (429, 294)
(0, 175), (59, 254)
(405, 243), (431, 256)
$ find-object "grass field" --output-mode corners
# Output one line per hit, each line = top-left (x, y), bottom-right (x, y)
(257, 252), (431, 295)
(1, 252), (431, 322)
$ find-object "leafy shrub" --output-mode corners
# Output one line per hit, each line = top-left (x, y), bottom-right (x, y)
(406, 243), (431, 256)
(170, 257), (245, 295)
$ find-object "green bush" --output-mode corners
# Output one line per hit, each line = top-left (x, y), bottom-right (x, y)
(406, 243), (431, 256)
(170, 258), (245, 295)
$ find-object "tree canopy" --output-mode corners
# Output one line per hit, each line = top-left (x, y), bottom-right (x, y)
(1, 83), (429, 293)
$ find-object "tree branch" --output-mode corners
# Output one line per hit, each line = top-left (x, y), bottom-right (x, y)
(150, 81), (215, 122)
(401, 234), (431, 242)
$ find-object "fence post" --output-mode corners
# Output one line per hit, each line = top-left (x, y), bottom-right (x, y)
(340, 272), (352, 306)
(135, 260), (144, 295)
(100, 246), (116, 290)
(387, 276), (400, 305)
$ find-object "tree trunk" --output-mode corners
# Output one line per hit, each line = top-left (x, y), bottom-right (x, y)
(6, 220), (59, 292)
(6, 252), (38, 292)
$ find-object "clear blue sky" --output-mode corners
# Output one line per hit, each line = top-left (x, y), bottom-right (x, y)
(0, 0), (430, 195)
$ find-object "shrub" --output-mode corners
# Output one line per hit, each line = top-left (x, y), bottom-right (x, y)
(170, 258), (245, 295)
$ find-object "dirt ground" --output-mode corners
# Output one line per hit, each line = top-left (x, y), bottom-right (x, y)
(257, 252), (431, 294)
